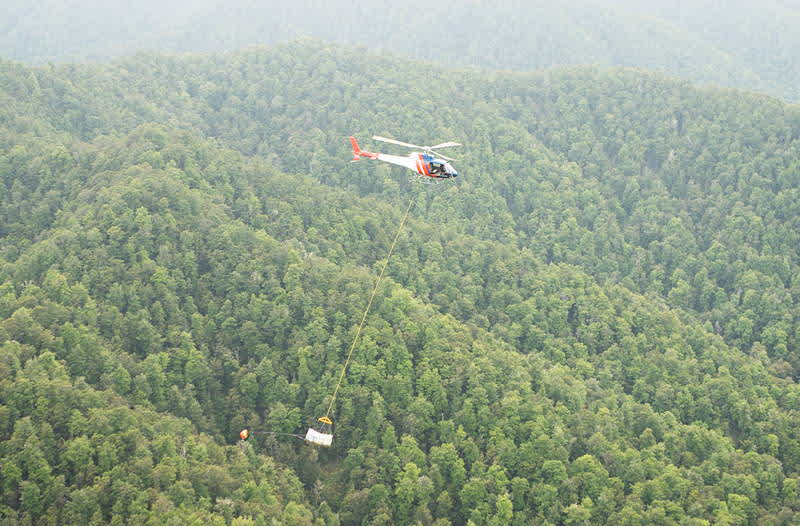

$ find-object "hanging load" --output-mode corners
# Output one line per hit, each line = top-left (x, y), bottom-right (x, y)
(305, 417), (333, 447)
(311, 192), (416, 446)
(235, 144), (424, 451)
(304, 428), (332, 446)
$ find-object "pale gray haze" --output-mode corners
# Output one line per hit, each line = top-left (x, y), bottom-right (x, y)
(3, 1), (799, 99)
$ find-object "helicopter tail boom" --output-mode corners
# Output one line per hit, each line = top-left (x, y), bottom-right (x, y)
(349, 136), (378, 161)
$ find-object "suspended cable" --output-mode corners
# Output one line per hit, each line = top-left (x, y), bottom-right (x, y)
(323, 194), (416, 420)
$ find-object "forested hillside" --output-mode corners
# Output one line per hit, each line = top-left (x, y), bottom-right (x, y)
(3, 0), (800, 101)
(1, 42), (800, 525)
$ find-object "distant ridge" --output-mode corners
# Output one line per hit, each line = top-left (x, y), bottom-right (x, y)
(1, 0), (799, 101)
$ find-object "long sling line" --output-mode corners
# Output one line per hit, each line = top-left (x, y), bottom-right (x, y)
(324, 195), (415, 419)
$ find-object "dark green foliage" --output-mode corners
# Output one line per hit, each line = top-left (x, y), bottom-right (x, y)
(1, 43), (800, 525)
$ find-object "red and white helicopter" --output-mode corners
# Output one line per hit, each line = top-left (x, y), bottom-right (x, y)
(349, 135), (460, 181)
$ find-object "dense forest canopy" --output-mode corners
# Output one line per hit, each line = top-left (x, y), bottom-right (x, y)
(3, 0), (800, 101)
(1, 41), (799, 525)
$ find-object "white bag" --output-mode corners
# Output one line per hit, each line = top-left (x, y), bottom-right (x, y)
(304, 427), (333, 447)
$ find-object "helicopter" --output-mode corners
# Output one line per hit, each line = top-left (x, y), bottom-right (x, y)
(349, 135), (460, 180)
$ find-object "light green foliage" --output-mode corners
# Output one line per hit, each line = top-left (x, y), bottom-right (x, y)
(0, 43), (799, 525)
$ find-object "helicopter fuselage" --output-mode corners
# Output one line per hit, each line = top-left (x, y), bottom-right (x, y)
(377, 152), (458, 179)
(349, 136), (459, 179)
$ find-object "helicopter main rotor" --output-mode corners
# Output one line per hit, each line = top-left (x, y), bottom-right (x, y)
(372, 135), (460, 161)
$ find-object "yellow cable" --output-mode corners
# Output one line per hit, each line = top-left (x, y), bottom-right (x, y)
(324, 195), (415, 420)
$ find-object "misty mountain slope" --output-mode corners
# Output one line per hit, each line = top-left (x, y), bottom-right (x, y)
(2, 44), (800, 524)
(0, 0), (217, 64)
(2, 1), (800, 101)
(619, 0), (800, 101)
(5, 42), (795, 374)
(160, 0), (754, 86)
(4, 118), (800, 524)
